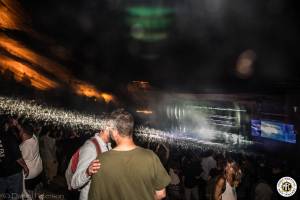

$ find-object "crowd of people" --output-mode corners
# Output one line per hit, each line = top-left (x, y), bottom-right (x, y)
(0, 114), (91, 200)
(0, 111), (299, 200)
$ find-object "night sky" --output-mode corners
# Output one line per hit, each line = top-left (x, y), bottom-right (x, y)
(8, 0), (300, 93)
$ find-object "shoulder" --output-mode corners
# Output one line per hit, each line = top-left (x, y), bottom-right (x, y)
(216, 176), (225, 186)
(97, 150), (113, 163)
(101, 147), (154, 158)
(100, 149), (113, 156)
(201, 157), (208, 163)
(27, 136), (38, 145)
(141, 148), (163, 164)
(135, 147), (156, 157)
(81, 138), (95, 148)
(138, 146), (154, 153)
(78, 138), (97, 154)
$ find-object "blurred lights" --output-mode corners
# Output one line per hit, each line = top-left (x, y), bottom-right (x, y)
(0, 0), (115, 104)
(132, 80), (151, 89)
(126, 6), (174, 42)
(136, 126), (253, 152)
(0, 55), (59, 90)
(261, 124), (279, 134)
(136, 110), (153, 114)
(236, 49), (256, 79)
(0, 34), (71, 81)
(0, 96), (253, 152)
(127, 7), (173, 17)
(164, 102), (247, 145)
(293, 106), (297, 113)
(101, 93), (114, 103)
(71, 81), (114, 103)
(0, 5), (19, 30)
(132, 80), (149, 84)
(0, 0), (30, 31)
(188, 105), (246, 112)
(0, 96), (108, 130)
(0, 34), (114, 103)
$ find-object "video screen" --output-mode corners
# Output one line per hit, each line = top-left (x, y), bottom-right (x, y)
(251, 120), (296, 144)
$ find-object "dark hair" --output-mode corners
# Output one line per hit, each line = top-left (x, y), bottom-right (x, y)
(21, 121), (34, 136)
(225, 157), (236, 165)
(7, 126), (20, 139)
(110, 109), (134, 137)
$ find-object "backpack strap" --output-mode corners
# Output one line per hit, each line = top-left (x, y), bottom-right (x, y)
(91, 138), (102, 156)
(70, 150), (80, 173)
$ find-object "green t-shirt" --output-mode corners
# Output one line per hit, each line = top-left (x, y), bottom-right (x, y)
(88, 147), (171, 200)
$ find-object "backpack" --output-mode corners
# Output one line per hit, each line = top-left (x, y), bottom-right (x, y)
(65, 137), (101, 190)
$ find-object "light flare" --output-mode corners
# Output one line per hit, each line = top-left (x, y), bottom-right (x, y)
(0, 96), (253, 153)
(136, 110), (153, 114)
(0, 5), (19, 30)
(0, 34), (71, 80)
(0, 56), (59, 90)
(0, 0), (115, 103)
(0, 34), (115, 103)
(101, 93), (114, 103)
(0, 0), (30, 31)
(132, 80), (151, 89)
(72, 81), (114, 103)
(236, 49), (256, 79)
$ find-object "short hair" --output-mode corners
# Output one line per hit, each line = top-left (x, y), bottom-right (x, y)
(110, 109), (134, 137)
(21, 121), (34, 136)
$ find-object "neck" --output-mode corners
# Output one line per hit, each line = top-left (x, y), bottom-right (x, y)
(22, 133), (32, 142)
(225, 174), (234, 186)
(114, 137), (136, 151)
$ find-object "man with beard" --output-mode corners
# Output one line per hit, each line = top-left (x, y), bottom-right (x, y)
(70, 125), (112, 200)
(88, 109), (170, 200)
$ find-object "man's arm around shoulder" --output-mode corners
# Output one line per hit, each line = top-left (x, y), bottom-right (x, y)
(71, 141), (97, 189)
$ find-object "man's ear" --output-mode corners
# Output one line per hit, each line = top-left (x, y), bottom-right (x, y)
(112, 130), (119, 141)
(108, 129), (115, 140)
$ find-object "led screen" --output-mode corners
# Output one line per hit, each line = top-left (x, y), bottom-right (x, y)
(251, 120), (296, 144)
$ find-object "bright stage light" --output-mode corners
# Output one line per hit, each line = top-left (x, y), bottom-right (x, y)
(0, 96), (253, 153)
(126, 6), (174, 42)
